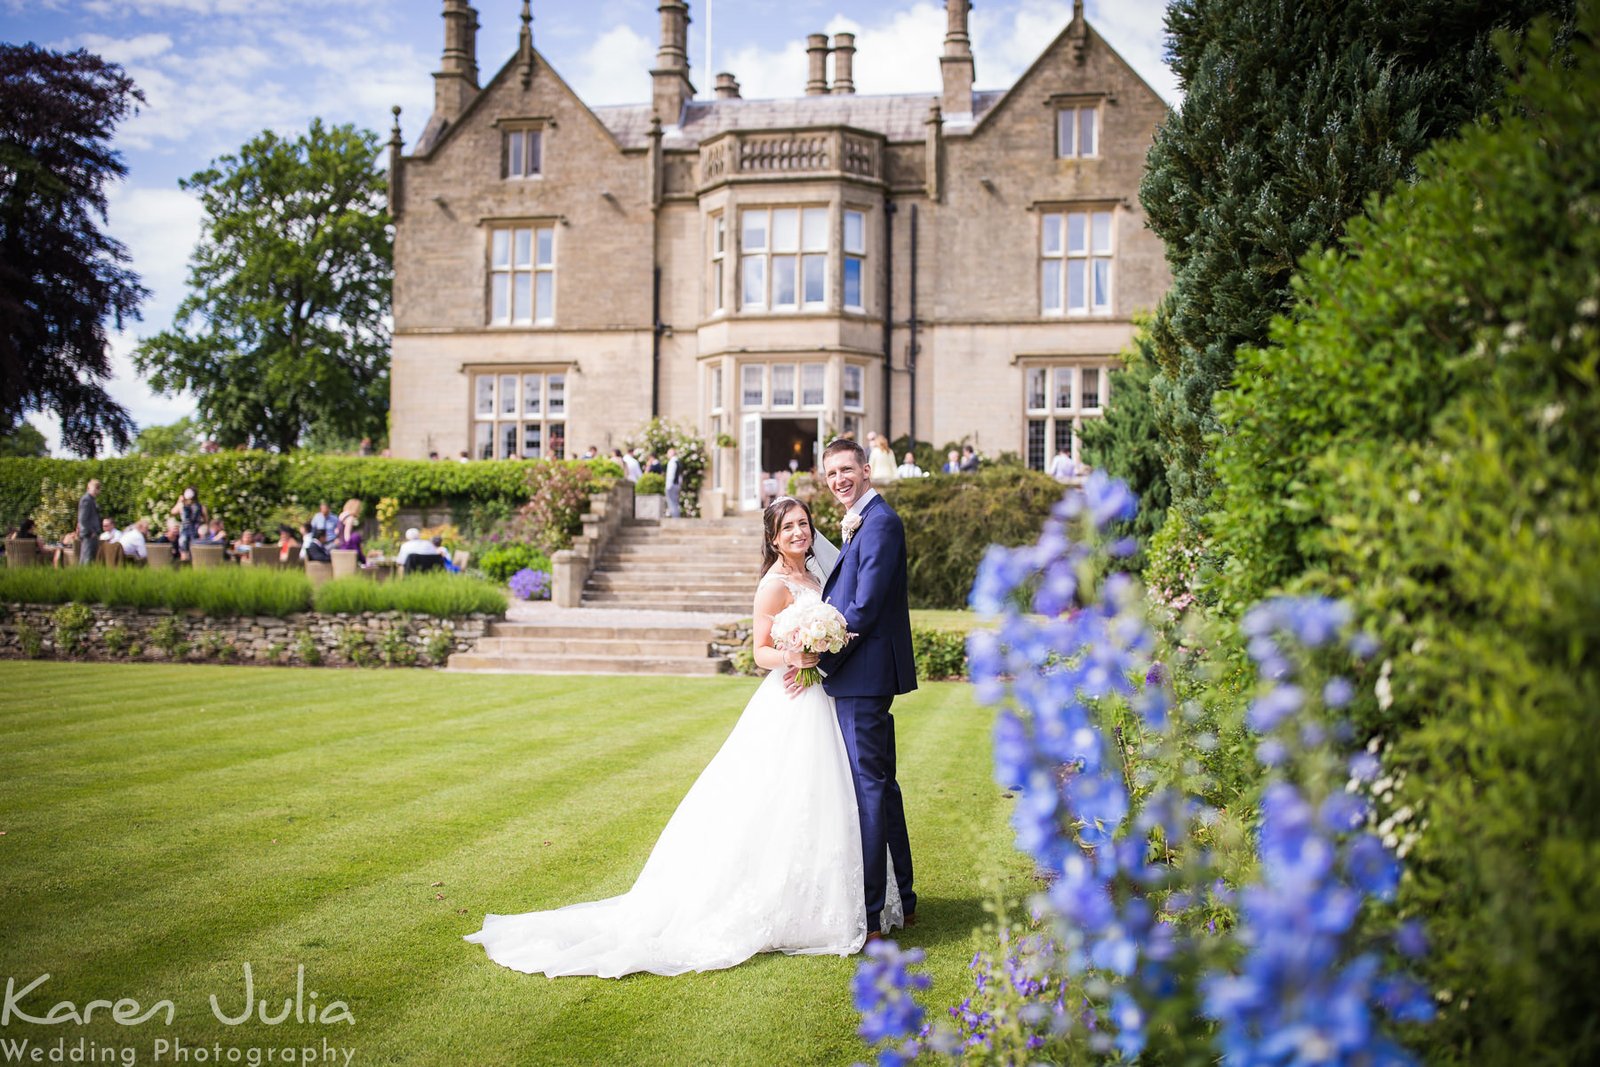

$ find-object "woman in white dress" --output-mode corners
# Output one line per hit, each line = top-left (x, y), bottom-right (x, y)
(462, 496), (897, 978)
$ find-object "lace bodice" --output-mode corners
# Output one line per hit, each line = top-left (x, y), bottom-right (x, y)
(758, 571), (822, 608)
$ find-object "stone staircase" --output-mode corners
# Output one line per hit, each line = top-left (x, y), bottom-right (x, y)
(579, 516), (766, 616)
(445, 515), (765, 675)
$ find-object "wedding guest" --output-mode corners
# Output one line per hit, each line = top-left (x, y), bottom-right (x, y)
(76, 478), (102, 566)
(959, 444), (980, 473)
(868, 434), (897, 482)
(582, 445), (599, 460)
(7, 518), (36, 539)
(431, 534), (455, 567)
(233, 530), (257, 555)
(396, 527), (440, 567)
(664, 447), (682, 519)
(943, 449), (961, 474)
(759, 471), (780, 508)
(335, 512), (366, 565)
(358, 436), (374, 456)
(896, 452), (924, 479)
(457, 450), (471, 463)
(170, 486), (207, 561)
(117, 518), (150, 561)
(300, 522), (330, 563)
(99, 517), (120, 541)
(645, 452), (664, 476)
(276, 525), (301, 563)
(310, 501), (338, 545)
(617, 448), (642, 482)
(52, 530), (79, 568)
(1047, 445), (1079, 484)
(428, 450), (440, 461)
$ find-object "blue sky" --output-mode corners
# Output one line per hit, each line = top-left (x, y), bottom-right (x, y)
(4, 0), (1178, 453)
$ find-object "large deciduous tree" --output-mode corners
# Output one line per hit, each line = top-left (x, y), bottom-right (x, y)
(136, 120), (392, 452)
(1140, 0), (1575, 520)
(0, 44), (146, 456)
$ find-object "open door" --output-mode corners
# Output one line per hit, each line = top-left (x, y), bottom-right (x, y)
(740, 412), (762, 511)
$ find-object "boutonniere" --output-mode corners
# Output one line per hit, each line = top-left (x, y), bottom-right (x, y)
(841, 513), (863, 544)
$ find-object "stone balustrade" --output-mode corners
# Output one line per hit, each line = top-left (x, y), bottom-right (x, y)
(698, 128), (883, 189)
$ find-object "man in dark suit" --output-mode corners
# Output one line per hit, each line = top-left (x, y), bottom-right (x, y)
(813, 437), (918, 939)
(76, 479), (102, 566)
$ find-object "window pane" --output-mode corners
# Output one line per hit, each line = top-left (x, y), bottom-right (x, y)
(712, 260), (724, 311)
(536, 227), (554, 266)
(1082, 368), (1101, 408)
(513, 272), (532, 321)
(549, 423), (565, 460)
(1080, 108), (1096, 156)
(1067, 213), (1087, 254)
(523, 374), (542, 415)
(802, 207), (828, 251)
(1027, 419), (1046, 471)
(773, 256), (797, 307)
(475, 376), (494, 416)
(1054, 419), (1074, 460)
(801, 363), (825, 406)
(843, 256), (863, 309)
(1092, 211), (1112, 254)
(1067, 260), (1087, 312)
(499, 375), (518, 415)
(535, 272), (553, 322)
(713, 214), (725, 254)
(802, 254), (825, 304)
(523, 422), (542, 459)
(710, 366), (723, 411)
(741, 256), (765, 308)
(742, 364), (763, 407)
(1042, 259), (1063, 313)
(1027, 368), (1047, 411)
(527, 130), (542, 174)
(1092, 259), (1111, 310)
(844, 210), (865, 254)
(492, 273), (510, 322)
(501, 422), (518, 459)
(548, 374), (565, 414)
(1057, 109), (1074, 157)
(492, 229), (510, 268)
(506, 131), (522, 176)
(475, 422), (494, 460)
(1042, 213), (1063, 255)
(514, 228), (532, 268)
(772, 208), (799, 252)
(741, 210), (766, 252)
(843, 365), (863, 410)
(1054, 368), (1073, 410)
(772, 364), (795, 406)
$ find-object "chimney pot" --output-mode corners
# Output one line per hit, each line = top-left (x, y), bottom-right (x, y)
(831, 32), (856, 94)
(805, 33), (831, 95)
(940, 0), (975, 116)
(714, 72), (742, 99)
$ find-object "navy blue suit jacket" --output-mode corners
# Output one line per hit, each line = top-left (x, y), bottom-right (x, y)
(819, 493), (918, 698)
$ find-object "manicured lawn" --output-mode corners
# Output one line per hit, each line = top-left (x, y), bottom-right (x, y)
(0, 662), (1027, 1066)
(910, 608), (983, 633)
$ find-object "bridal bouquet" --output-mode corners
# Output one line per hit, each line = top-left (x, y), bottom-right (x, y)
(771, 600), (849, 688)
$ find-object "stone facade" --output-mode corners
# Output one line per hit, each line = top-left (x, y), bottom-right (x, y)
(0, 604), (492, 668)
(390, 0), (1171, 509)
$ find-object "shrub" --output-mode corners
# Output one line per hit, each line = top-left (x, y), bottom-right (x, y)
(884, 466), (1063, 610)
(1204, 15), (1600, 1061)
(910, 628), (967, 681)
(377, 627), (417, 667)
(1078, 325), (1168, 553)
(294, 630), (321, 666)
(730, 641), (759, 677)
(477, 543), (552, 584)
(336, 627), (372, 667)
(266, 641), (287, 664)
(148, 616), (188, 659)
(634, 472), (665, 496)
(31, 478), (82, 545)
(507, 568), (550, 601)
(424, 629), (454, 666)
(51, 602), (94, 657)
(101, 624), (132, 657)
(312, 573), (507, 618)
(15, 620), (43, 659)
(623, 418), (706, 517)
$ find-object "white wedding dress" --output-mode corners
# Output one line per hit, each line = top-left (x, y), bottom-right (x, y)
(463, 575), (901, 978)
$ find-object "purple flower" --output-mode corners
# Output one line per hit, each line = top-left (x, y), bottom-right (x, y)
(1083, 470), (1138, 529)
(1247, 684), (1304, 732)
(1324, 676), (1356, 709)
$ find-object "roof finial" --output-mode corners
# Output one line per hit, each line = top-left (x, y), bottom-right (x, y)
(518, 0), (535, 87)
(1074, 0), (1085, 20)
(389, 105), (403, 146)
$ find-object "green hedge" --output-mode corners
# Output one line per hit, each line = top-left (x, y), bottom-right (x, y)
(0, 566), (506, 619)
(0, 454), (622, 537)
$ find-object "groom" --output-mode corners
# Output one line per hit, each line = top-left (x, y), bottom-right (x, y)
(807, 437), (918, 939)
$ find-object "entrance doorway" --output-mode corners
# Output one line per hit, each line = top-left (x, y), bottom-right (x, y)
(762, 417), (819, 480)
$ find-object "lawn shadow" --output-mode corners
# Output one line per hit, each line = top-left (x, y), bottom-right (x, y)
(889, 894), (996, 949)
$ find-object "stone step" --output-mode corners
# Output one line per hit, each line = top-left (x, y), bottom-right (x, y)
(486, 622), (721, 640)
(474, 636), (716, 657)
(584, 575), (757, 591)
(581, 593), (751, 614)
(446, 652), (728, 676)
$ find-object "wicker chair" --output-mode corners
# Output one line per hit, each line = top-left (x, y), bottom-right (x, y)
(451, 549), (471, 572)
(96, 541), (126, 568)
(5, 538), (38, 568)
(330, 548), (360, 580)
(190, 543), (226, 570)
(305, 560), (334, 586)
(146, 545), (175, 570)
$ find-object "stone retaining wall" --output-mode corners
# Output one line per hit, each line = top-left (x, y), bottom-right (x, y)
(0, 602), (493, 668)
(712, 618), (755, 673)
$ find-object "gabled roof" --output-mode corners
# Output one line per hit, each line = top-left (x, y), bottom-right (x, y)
(584, 89), (1005, 151)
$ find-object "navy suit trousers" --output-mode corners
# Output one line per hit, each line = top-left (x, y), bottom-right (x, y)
(835, 693), (917, 931)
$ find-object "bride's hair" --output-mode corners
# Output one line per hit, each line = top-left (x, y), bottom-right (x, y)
(760, 496), (815, 576)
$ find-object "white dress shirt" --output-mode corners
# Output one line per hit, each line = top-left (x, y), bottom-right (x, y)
(117, 527), (147, 560)
(396, 538), (440, 566)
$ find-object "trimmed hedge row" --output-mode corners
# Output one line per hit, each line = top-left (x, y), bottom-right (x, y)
(0, 454), (624, 536)
(0, 566), (507, 619)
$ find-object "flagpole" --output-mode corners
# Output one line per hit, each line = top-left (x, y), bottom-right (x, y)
(705, 0), (713, 98)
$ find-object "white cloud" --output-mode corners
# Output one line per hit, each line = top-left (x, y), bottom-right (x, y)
(70, 31), (174, 64)
(561, 24), (656, 107)
(822, 3), (945, 96)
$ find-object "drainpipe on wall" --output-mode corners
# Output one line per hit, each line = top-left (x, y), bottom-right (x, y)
(651, 265), (663, 418)
(907, 203), (919, 448)
(882, 197), (895, 442)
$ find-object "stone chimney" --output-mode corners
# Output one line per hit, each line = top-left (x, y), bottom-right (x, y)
(831, 33), (856, 94)
(940, 0), (974, 117)
(433, 0), (480, 123)
(805, 33), (831, 95)
(652, 1), (695, 124)
(714, 72), (742, 100)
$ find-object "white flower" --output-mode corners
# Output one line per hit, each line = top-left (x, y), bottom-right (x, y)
(841, 513), (863, 543)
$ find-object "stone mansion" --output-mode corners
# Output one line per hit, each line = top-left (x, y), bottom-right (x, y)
(388, 0), (1171, 511)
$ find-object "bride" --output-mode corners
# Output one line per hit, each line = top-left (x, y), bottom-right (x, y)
(462, 495), (898, 978)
